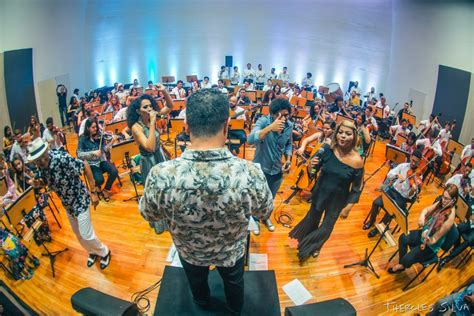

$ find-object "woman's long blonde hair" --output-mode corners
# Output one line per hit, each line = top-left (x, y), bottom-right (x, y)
(331, 119), (359, 151)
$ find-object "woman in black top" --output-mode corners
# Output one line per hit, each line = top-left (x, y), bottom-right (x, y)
(289, 120), (364, 261)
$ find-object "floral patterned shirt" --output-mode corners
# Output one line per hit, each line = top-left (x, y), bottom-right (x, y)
(40, 149), (90, 217)
(139, 147), (274, 267)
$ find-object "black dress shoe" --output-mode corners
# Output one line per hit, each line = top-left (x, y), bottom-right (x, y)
(437, 258), (448, 272)
(368, 228), (379, 238)
(363, 222), (373, 230)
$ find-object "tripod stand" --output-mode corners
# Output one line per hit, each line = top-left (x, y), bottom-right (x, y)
(41, 242), (68, 278)
(123, 152), (141, 202)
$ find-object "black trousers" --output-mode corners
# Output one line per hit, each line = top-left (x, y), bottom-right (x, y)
(445, 222), (474, 262)
(228, 130), (247, 154)
(180, 255), (245, 314)
(398, 229), (436, 268)
(368, 188), (408, 225)
(90, 161), (118, 191)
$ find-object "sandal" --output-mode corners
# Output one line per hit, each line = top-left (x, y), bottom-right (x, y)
(100, 251), (112, 270)
(87, 254), (98, 267)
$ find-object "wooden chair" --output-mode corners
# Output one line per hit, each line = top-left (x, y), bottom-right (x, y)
(105, 120), (128, 135)
(0, 177), (7, 196)
(223, 79), (231, 87)
(98, 112), (113, 124)
(227, 119), (247, 158)
(169, 119), (190, 157)
(247, 91), (257, 103)
(297, 97), (307, 107)
(260, 106), (270, 116)
(256, 90), (264, 100)
(401, 112), (416, 126)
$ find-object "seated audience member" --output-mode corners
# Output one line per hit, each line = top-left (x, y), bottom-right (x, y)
(77, 119), (118, 202)
(42, 117), (65, 150)
(388, 184), (457, 274)
(3, 126), (14, 158)
(427, 277), (474, 316)
(139, 89), (273, 315)
(171, 80), (186, 99)
(105, 95), (122, 116)
(364, 149), (423, 236)
(237, 89), (251, 105)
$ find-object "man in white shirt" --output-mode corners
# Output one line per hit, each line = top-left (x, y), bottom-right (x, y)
(10, 131), (29, 163)
(42, 117), (64, 150)
(243, 81), (254, 91)
(231, 66), (240, 85)
(201, 76), (211, 89)
(147, 81), (156, 90)
(446, 163), (473, 199)
(364, 107), (379, 132)
(217, 79), (228, 94)
(130, 78), (141, 89)
(364, 87), (376, 103)
(268, 68), (278, 80)
(171, 80), (186, 99)
(461, 138), (474, 162)
(218, 66), (229, 80)
(262, 79), (273, 92)
(278, 67), (290, 82)
(438, 122), (453, 149)
(376, 96), (390, 119)
(115, 83), (128, 104)
(242, 63), (256, 84)
(390, 119), (410, 144)
(281, 81), (291, 95)
(417, 114), (441, 136)
(255, 64), (266, 90)
(301, 73), (313, 90)
(113, 106), (128, 122)
(177, 108), (186, 119)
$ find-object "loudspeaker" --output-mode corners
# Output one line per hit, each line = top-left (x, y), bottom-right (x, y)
(284, 298), (356, 316)
(71, 287), (139, 316)
(225, 56), (233, 68)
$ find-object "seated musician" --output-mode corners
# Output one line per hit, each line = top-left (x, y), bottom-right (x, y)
(375, 96), (390, 119)
(237, 88), (251, 105)
(363, 106), (378, 133)
(201, 76), (211, 89)
(125, 87), (139, 107)
(349, 90), (360, 107)
(417, 113), (441, 136)
(454, 137), (474, 173)
(400, 132), (417, 154)
(438, 163), (474, 271)
(364, 149), (423, 236)
(438, 121), (453, 150)
(243, 80), (254, 91)
(416, 130), (443, 178)
(263, 89), (276, 105)
(217, 79), (228, 95)
(388, 184), (457, 274)
(296, 120), (335, 156)
(303, 102), (321, 125)
(328, 96), (349, 119)
(0, 155), (18, 208)
(228, 96), (247, 155)
(281, 81), (292, 95)
(355, 114), (372, 156)
(171, 80), (186, 99)
(389, 118), (410, 145)
(42, 117), (65, 150)
(77, 119), (118, 202)
(105, 95), (122, 116)
(263, 79), (273, 92)
(363, 87), (376, 107)
(396, 102), (411, 124)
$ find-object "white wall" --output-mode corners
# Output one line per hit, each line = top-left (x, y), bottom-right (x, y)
(386, 0), (474, 122)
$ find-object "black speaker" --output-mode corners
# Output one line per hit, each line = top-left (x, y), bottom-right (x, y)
(71, 287), (139, 316)
(225, 56), (233, 68)
(284, 298), (356, 316)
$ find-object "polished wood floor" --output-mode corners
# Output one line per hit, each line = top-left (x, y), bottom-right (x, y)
(3, 132), (472, 315)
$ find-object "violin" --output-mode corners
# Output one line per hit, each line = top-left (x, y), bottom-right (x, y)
(420, 198), (455, 250)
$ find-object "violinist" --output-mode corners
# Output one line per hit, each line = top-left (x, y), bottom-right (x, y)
(42, 117), (65, 150)
(77, 119), (119, 202)
(228, 96), (247, 155)
(105, 95), (122, 116)
(171, 80), (186, 99)
(446, 162), (473, 200)
(438, 121), (454, 150)
(217, 79), (228, 95)
(28, 115), (42, 140)
(389, 118), (410, 145)
(396, 102), (411, 124)
(364, 149), (423, 236)
(296, 120), (335, 156)
(262, 79), (273, 92)
(400, 132), (417, 154)
(416, 130), (443, 178)
(281, 81), (291, 96)
(388, 184), (457, 274)
(355, 114), (372, 156)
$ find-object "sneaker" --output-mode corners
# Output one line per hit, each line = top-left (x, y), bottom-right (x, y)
(87, 254), (97, 267)
(100, 251), (111, 270)
(368, 228), (379, 238)
(264, 219), (275, 232)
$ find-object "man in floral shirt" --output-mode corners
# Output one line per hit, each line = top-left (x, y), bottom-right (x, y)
(140, 89), (273, 314)
(28, 138), (111, 270)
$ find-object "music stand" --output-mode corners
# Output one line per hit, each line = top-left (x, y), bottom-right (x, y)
(98, 112), (113, 124)
(336, 114), (355, 125)
(105, 119), (128, 135)
(455, 195), (469, 221)
(447, 139), (464, 157)
(246, 90), (257, 103)
(170, 119), (188, 157)
(402, 112), (416, 126)
(223, 79), (231, 87)
(110, 139), (141, 202)
(145, 88), (158, 97)
(395, 134), (408, 148)
(186, 75), (198, 83)
(374, 107), (384, 119)
(271, 79), (283, 87)
(364, 144), (409, 183)
(161, 76), (176, 90)
(344, 191), (407, 278)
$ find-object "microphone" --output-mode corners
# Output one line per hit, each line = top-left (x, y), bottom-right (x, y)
(310, 147), (325, 175)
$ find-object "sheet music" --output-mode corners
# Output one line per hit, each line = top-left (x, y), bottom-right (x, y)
(248, 253), (268, 271)
(166, 244), (177, 262)
(282, 279), (313, 306)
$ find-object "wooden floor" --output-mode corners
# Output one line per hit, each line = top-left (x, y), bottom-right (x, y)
(3, 132), (473, 315)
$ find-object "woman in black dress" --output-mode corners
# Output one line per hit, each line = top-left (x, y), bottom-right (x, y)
(289, 120), (364, 261)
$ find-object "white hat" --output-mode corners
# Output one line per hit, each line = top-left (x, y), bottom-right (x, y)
(27, 138), (48, 161)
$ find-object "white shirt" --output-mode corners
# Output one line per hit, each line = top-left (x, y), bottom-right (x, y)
(242, 68), (256, 80)
(268, 72), (278, 80)
(115, 91), (128, 104)
(231, 71), (240, 85)
(201, 81), (211, 89)
(416, 138), (443, 157)
(42, 129), (63, 150)
(302, 77), (313, 87)
(367, 116), (378, 130)
(387, 162), (420, 199)
(350, 86), (360, 95)
(171, 87), (186, 99)
(278, 72), (290, 82)
(218, 70), (229, 80)
(255, 70), (266, 83)
(178, 109), (186, 119)
(390, 125), (410, 141)
(113, 107), (128, 121)
(438, 128), (451, 146)
(262, 84), (272, 92)
(419, 119), (440, 133)
(446, 172), (474, 198)
(78, 118), (89, 136)
(461, 144), (473, 161)
(10, 142), (28, 162)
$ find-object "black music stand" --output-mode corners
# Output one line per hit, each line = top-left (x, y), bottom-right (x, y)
(110, 139), (141, 202)
(364, 144), (409, 184)
(186, 75), (198, 84)
(161, 76), (175, 90)
(344, 192), (407, 278)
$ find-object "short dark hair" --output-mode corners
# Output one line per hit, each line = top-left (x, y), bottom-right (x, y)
(148, 80), (153, 84)
(335, 96), (344, 104)
(400, 118), (407, 124)
(177, 80), (184, 85)
(307, 72), (312, 77)
(269, 98), (291, 115)
(46, 117), (53, 125)
(204, 76), (209, 80)
(186, 89), (229, 138)
(412, 148), (422, 160)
